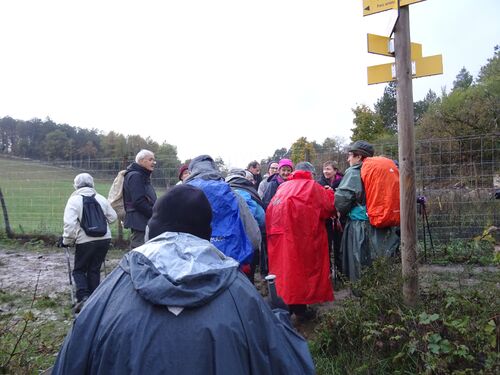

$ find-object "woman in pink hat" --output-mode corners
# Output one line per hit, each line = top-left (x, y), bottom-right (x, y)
(262, 158), (294, 209)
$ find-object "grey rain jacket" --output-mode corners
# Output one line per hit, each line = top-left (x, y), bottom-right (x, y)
(52, 232), (315, 375)
(335, 163), (399, 282)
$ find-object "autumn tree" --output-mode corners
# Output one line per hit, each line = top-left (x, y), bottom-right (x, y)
(351, 104), (387, 142)
(290, 137), (316, 164)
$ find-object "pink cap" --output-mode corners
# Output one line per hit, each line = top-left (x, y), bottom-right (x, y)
(278, 158), (294, 170)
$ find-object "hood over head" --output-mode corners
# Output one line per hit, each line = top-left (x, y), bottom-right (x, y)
(73, 173), (94, 190)
(185, 155), (223, 182)
(123, 232), (239, 308)
(225, 169), (264, 208)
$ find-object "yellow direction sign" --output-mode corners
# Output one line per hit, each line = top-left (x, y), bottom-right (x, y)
(363, 0), (426, 17)
(367, 62), (395, 85)
(414, 54), (443, 78)
(367, 33), (422, 59)
(367, 54), (443, 84)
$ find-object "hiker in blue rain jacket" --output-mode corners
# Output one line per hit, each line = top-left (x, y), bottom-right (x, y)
(52, 185), (315, 375)
(185, 155), (257, 266)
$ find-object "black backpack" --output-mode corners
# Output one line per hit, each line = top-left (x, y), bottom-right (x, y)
(80, 194), (108, 237)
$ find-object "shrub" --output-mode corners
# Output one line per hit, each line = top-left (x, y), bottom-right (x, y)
(311, 258), (500, 374)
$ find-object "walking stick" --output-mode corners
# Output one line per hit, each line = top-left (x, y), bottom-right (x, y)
(64, 247), (76, 306)
(102, 258), (108, 277)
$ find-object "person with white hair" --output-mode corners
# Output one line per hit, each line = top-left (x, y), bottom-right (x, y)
(58, 173), (117, 313)
(123, 149), (157, 248)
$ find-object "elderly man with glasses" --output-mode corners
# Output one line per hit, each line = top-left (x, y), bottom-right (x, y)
(123, 149), (157, 248)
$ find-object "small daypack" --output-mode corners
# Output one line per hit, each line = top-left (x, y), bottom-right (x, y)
(360, 156), (400, 228)
(107, 170), (126, 220)
(80, 194), (108, 237)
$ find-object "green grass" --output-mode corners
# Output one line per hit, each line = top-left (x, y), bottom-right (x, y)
(0, 157), (115, 235)
(0, 288), (72, 374)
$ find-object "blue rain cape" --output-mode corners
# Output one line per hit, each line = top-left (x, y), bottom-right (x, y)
(187, 178), (254, 264)
(52, 232), (315, 375)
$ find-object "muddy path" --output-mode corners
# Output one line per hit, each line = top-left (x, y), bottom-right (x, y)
(0, 248), (122, 298)
(1, 247), (497, 339)
(0, 246), (355, 340)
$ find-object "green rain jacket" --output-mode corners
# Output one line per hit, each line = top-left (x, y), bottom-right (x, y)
(334, 163), (400, 283)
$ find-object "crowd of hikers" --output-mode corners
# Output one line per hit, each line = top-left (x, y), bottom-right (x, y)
(54, 140), (401, 374)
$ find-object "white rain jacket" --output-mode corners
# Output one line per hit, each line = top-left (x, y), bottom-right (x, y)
(62, 187), (117, 246)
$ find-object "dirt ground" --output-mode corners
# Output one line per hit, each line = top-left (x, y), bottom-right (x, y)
(0, 246), (350, 339)
(0, 248), (122, 298)
(1, 247), (497, 339)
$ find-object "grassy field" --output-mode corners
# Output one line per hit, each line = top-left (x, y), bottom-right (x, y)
(0, 157), (117, 235)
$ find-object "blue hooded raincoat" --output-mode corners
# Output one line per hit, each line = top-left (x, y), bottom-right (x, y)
(52, 232), (315, 375)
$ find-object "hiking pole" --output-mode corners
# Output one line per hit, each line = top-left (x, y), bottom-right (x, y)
(265, 274), (279, 305)
(102, 258), (108, 277)
(64, 247), (76, 306)
(417, 196), (428, 262)
(422, 204), (435, 256)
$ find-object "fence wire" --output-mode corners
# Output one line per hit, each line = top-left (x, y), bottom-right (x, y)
(0, 134), (498, 244)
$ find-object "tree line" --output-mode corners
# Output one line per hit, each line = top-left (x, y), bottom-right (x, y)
(1, 46), (497, 178)
(261, 46), (499, 177)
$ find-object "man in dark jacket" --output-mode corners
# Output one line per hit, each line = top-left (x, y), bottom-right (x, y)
(52, 184), (315, 375)
(247, 160), (262, 187)
(123, 149), (157, 248)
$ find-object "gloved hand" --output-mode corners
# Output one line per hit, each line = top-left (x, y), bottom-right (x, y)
(56, 236), (68, 248)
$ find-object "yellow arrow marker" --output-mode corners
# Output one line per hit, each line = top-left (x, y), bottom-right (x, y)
(413, 54), (443, 78)
(367, 33), (422, 59)
(363, 0), (396, 17)
(363, 0), (426, 16)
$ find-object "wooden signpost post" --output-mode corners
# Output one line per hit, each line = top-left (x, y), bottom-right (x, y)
(363, 0), (442, 305)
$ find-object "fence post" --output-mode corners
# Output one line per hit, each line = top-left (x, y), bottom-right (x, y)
(0, 187), (14, 238)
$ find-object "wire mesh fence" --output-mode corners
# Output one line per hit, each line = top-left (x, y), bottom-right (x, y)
(0, 134), (498, 243)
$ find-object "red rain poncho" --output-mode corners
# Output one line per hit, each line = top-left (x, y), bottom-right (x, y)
(266, 170), (335, 305)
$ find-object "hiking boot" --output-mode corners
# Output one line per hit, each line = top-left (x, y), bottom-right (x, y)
(73, 297), (88, 315)
(294, 308), (317, 323)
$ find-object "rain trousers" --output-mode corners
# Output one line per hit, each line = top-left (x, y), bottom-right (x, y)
(334, 163), (400, 283)
(52, 232), (315, 375)
(266, 170), (335, 305)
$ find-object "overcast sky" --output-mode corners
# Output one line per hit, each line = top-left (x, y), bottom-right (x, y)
(1, 0), (498, 167)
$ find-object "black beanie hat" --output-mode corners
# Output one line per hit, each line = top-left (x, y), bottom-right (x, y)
(348, 140), (375, 157)
(147, 184), (212, 241)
